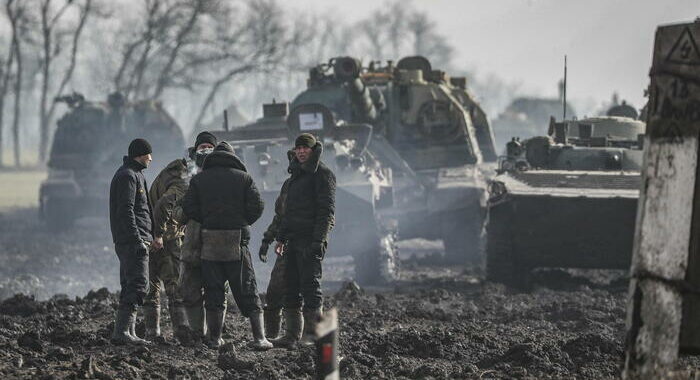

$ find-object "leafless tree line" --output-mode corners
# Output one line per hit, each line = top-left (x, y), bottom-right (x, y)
(0, 0), (517, 168)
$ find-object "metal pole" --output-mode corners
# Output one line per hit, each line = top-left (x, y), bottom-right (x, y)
(624, 19), (700, 379)
(563, 55), (567, 120)
(315, 308), (339, 380)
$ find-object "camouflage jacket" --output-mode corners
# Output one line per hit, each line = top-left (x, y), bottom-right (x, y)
(149, 159), (189, 241)
(262, 180), (289, 244)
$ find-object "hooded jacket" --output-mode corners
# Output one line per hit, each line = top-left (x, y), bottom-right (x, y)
(149, 158), (189, 241)
(109, 156), (153, 244)
(182, 149), (264, 233)
(277, 142), (336, 243)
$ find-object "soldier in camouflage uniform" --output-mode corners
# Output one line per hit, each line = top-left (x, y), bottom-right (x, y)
(145, 158), (190, 341)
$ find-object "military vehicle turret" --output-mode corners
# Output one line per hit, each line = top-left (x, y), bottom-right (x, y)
(290, 56), (496, 264)
(40, 92), (185, 230)
(486, 115), (645, 288)
(213, 101), (397, 284)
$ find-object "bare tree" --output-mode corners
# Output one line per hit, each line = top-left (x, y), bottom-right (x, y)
(37, 0), (94, 163)
(190, 0), (299, 130)
(0, 22), (17, 168)
(5, 0), (32, 167)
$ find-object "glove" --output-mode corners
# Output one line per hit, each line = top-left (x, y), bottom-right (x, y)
(258, 241), (270, 263)
(309, 241), (326, 260)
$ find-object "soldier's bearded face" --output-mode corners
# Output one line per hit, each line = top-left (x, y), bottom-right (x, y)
(295, 146), (311, 163)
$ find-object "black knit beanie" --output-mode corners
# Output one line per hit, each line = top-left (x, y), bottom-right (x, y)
(195, 131), (217, 149)
(128, 138), (152, 158)
(295, 133), (316, 148)
(214, 141), (234, 153)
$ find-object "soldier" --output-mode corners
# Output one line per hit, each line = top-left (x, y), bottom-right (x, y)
(178, 131), (217, 339)
(271, 133), (336, 348)
(144, 154), (190, 341)
(109, 138), (161, 345)
(182, 141), (272, 350)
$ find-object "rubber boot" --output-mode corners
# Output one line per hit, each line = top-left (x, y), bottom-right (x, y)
(143, 304), (161, 339)
(169, 304), (189, 343)
(264, 308), (282, 339)
(299, 307), (322, 347)
(185, 306), (207, 339)
(111, 309), (145, 345)
(205, 309), (225, 349)
(248, 311), (273, 350)
(270, 308), (303, 349)
(130, 311), (150, 345)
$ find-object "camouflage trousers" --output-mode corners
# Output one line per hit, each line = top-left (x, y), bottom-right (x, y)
(144, 238), (183, 309)
(264, 254), (286, 312)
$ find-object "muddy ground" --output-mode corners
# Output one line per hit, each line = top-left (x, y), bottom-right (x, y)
(2, 208), (700, 379)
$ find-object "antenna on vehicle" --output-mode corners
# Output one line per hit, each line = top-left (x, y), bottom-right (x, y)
(223, 109), (229, 131)
(563, 55), (568, 120)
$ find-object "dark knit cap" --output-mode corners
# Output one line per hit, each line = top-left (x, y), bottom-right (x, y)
(214, 141), (234, 153)
(128, 138), (152, 158)
(295, 133), (316, 148)
(195, 131), (217, 149)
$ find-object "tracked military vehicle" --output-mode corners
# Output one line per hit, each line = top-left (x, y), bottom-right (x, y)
(40, 92), (185, 231)
(486, 115), (646, 288)
(290, 56), (496, 265)
(213, 102), (396, 284)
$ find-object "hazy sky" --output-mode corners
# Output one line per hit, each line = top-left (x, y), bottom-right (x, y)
(284, 0), (699, 113)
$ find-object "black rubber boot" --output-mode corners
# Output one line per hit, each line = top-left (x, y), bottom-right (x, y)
(185, 306), (207, 339)
(111, 309), (145, 345)
(129, 311), (151, 345)
(249, 311), (273, 350)
(169, 304), (189, 343)
(264, 308), (282, 339)
(270, 308), (302, 349)
(299, 307), (322, 347)
(205, 310), (225, 349)
(144, 304), (161, 339)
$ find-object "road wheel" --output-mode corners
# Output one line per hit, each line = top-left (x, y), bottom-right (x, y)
(353, 230), (399, 286)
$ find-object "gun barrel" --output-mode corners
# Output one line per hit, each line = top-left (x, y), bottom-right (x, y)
(347, 77), (377, 123)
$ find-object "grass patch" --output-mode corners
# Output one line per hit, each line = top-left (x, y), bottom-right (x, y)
(0, 170), (46, 211)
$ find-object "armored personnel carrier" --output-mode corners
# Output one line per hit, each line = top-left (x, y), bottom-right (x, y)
(40, 92), (185, 230)
(290, 56), (496, 264)
(213, 102), (397, 284)
(486, 115), (646, 288)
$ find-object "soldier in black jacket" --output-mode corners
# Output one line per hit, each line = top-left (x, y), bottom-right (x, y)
(271, 133), (336, 349)
(182, 142), (272, 350)
(109, 138), (161, 345)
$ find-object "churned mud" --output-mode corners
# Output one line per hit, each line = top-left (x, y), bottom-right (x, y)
(2, 208), (700, 379)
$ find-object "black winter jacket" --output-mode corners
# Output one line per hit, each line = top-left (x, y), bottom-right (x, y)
(109, 156), (154, 244)
(182, 150), (264, 234)
(277, 142), (336, 243)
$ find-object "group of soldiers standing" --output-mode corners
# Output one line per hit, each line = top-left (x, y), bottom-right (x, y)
(108, 131), (336, 351)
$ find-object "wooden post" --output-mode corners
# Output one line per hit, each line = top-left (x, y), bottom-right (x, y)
(315, 308), (339, 380)
(624, 19), (700, 379)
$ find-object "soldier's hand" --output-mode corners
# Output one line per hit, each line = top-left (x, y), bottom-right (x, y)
(259, 242), (270, 262)
(275, 242), (285, 257)
(151, 236), (164, 251)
